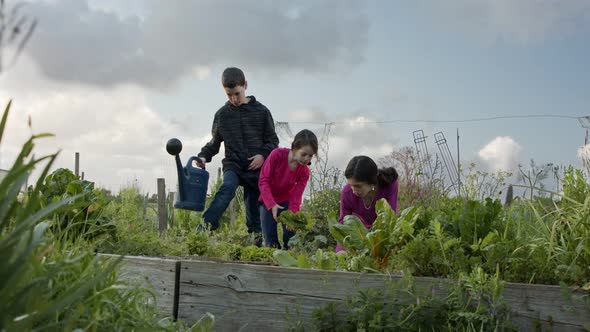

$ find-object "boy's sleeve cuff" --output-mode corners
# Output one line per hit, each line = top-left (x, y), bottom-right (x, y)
(197, 153), (209, 162)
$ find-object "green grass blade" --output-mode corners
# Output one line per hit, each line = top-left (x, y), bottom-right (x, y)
(0, 100), (12, 145)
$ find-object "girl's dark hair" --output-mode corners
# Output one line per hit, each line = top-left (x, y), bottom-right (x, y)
(344, 155), (398, 189)
(291, 129), (318, 154)
(221, 67), (246, 88)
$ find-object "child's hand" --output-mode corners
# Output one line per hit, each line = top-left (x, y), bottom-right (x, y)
(271, 204), (284, 222)
(195, 157), (207, 169)
(247, 154), (265, 170)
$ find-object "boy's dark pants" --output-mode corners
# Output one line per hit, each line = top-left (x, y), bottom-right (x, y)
(260, 201), (296, 249)
(203, 170), (261, 233)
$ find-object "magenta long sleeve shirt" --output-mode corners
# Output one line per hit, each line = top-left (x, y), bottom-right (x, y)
(335, 181), (399, 252)
(258, 148), (310, 212)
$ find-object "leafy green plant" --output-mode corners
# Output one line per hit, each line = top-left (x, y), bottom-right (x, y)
(36, 167), (116, 242)
(98, 225), (186, 257)
(448, 198), (503, 246)
(306, 273), (447, 331)
(330, 199), (419, 270)
(109, 185), (145, 225)
(461, 162), (512, 201)
(447, 267), (515, 331)
(329, 214), (369, 253)
(187, 230), (209, 256)
(287, 232), (328, 255)
(200, 241), (275, 262)
(546, 196), (590, 284)
(562, 166), (590, 208)
(0, 100), (91, 329)
(278, 210), (311, 231)
(397, 229), (465, 277)
(298, 187), (340, 251)
(273, 248), (351, 271)
(239, 245), (275, 261)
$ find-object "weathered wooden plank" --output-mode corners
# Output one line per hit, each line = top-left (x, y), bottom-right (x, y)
(511, 316), (585, 332)
(104, 254), (178, 318)
(503, 282), (589, 331)
(177, 260), (447, 331)
(99, 253), (589, 330)
(178, 260), (590, 332)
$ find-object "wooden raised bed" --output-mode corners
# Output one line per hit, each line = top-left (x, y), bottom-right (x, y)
(111, 255), (590, 331)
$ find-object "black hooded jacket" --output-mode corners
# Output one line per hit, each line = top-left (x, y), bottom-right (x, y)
(198, 96), (279, 177)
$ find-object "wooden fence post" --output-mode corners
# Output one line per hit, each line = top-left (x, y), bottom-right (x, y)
(75, 152), (80, 177)
(504, 184), (514, 207)
(168, 191), (175, 228)
(157, 178), (167, 234)
(142, 192), (149, 221)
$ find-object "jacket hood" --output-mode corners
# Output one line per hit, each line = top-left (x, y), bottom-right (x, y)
(225, 95), (259, 108)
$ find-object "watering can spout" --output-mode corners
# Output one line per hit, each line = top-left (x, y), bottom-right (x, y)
(166, 138), (209, 211)
(174, 154), (186, 200)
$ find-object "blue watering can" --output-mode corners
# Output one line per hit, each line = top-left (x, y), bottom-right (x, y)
(166, 138), (209, 211)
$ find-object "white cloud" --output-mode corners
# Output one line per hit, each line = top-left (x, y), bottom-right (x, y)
(346, 116), (377, 129)
(192, 66), (212, 81)
(478, 136), (522, 171)
(577, 144), (590, 160)
(287, 108), (327, 123)
(427, 0), (590, 45)
(577, 144), (590, 170)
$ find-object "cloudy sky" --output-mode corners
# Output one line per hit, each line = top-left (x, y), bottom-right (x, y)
(1, 0), (589, 194)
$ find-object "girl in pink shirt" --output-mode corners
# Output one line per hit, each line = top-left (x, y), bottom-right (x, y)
(336, 155), (399, 252)
(258, 129), (318, 249)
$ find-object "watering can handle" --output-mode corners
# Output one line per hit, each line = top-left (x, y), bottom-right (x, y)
(186, 156), (205, 170)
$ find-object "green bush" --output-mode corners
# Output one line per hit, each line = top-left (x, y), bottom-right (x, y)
(37, 167), (116, 242)
(0, 101), (204, 331)
(397, 231), (452, 277)
(187, 231), (209, 256)
(299, 188), (341, 251)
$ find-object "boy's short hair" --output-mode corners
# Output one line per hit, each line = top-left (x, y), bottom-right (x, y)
(222, 67), (246, 88)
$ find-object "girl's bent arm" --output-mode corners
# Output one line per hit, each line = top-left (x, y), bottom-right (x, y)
(258, 150), (278, 210)
(289, 169), (310, 213)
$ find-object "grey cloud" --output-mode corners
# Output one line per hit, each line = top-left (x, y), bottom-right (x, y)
(422, 0), (590, 45)
(23, 0), (369, 89)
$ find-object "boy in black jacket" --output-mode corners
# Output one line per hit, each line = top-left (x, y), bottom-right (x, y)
(196, 67), (279, 240)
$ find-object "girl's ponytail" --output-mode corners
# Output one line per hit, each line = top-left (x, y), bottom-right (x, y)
(377, 167), (398, 188)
